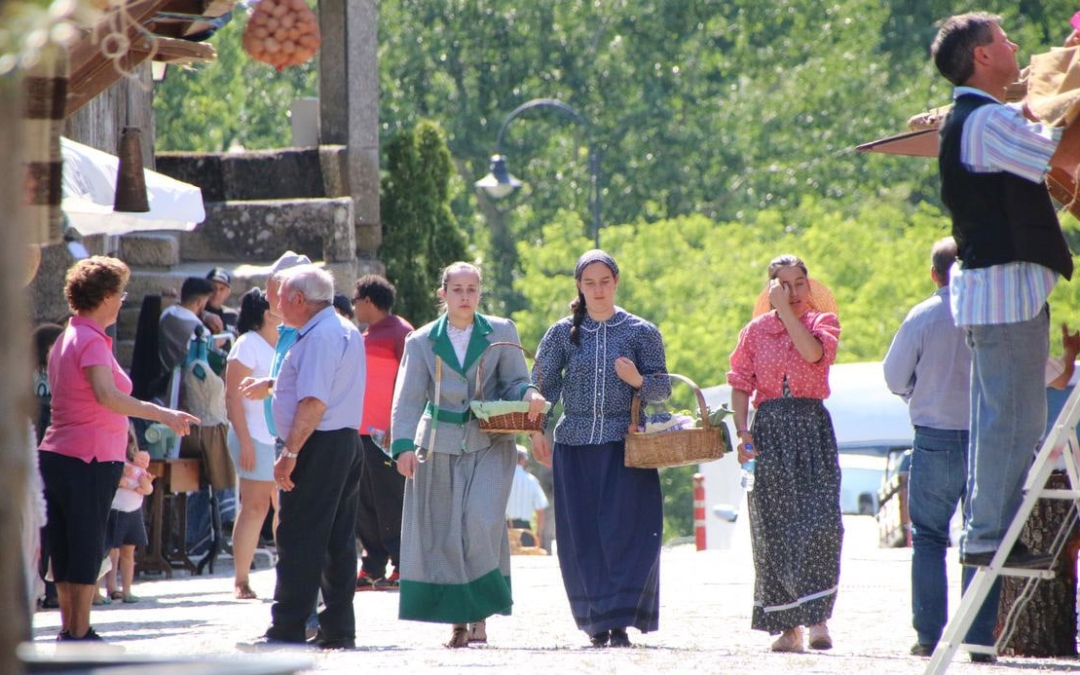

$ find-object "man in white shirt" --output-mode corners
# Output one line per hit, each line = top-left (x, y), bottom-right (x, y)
(505, 446), (549, 548)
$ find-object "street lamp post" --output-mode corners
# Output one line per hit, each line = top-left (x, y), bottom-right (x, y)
(475, 98), (602, 248)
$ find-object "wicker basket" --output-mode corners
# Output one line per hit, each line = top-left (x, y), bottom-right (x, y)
(472, 341), (547, 433)
(624, 373), (725, 469)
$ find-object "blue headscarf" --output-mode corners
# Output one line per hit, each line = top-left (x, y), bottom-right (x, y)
(574, 249), (619, 280)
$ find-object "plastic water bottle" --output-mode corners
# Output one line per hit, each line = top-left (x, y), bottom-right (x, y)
(741, 457), (756, 492)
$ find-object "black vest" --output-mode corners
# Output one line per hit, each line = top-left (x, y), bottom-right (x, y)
(939, 93), (1072, 280)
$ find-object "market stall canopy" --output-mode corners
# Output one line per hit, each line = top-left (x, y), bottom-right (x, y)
(61, 137), (205, 236)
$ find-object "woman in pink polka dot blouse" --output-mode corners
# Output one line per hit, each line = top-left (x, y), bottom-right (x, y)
(727, 254), (843, 654)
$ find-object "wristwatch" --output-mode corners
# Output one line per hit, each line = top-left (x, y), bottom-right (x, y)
(281, 449), (300, 459)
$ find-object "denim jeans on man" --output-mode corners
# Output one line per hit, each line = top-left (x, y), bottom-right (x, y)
(909, 426), (999, 646)
(963, 307), (1048, 556)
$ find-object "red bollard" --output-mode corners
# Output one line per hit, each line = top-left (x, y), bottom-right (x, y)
(693, 473), (706, 551)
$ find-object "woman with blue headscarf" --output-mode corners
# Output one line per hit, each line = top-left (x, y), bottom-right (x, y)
(530, 250), (671, 648)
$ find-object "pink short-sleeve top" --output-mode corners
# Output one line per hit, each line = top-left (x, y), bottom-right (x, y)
(727, 309), (841, 409)
(38, 316), (132, 463)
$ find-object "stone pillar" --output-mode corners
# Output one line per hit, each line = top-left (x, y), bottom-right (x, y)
(319, 0), (381, 272)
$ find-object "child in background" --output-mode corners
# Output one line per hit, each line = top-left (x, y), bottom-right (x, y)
(104, 430), (154, 604)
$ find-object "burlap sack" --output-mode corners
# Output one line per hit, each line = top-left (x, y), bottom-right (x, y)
(1027, 46), (1080, 127)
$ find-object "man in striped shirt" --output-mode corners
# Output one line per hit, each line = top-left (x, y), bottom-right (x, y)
(932, 13), (1080, 571)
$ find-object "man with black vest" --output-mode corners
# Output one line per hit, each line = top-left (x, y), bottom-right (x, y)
(932, 13), (1080, 571)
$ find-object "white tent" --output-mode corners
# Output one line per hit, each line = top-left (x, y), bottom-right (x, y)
(60, 137), (205, 236)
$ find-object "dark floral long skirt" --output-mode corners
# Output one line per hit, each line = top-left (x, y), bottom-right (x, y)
(748, 397), (844, 634)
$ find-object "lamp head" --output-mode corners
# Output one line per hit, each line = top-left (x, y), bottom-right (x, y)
(474, 154), (522, 199)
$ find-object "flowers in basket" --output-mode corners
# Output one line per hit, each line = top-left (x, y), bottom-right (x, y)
(634, 403), (734, 457)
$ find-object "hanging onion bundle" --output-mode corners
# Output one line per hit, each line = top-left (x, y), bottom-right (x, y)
(242, 0), (321, 71)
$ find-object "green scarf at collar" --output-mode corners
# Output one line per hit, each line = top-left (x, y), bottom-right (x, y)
(428, 313), (495, 377)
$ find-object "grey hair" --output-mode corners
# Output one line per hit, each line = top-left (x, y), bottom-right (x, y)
(280, 264), (334, 303)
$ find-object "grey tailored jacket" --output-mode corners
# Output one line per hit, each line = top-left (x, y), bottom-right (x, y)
(389, 313), (536, 458)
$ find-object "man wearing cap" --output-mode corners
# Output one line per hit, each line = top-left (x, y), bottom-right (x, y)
(239, 251), (312, 437)
(158, 276), (215, 387)
(202, 267), (239, 335)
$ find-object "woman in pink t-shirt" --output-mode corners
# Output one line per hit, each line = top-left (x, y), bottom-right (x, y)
(38, 256), (198, 643)
(727, 254), (843, 654)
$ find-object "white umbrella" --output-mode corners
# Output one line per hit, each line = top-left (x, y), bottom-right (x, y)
(60, 137), (205, 236)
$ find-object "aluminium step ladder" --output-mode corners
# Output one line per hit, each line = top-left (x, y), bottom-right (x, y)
(926, 381), (1080, 674)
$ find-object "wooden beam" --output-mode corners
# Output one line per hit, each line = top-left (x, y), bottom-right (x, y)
(134, 35), (217, 65)
(65, 0), (171, 116)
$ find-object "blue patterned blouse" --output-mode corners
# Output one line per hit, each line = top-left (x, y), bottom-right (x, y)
(532, 307), (671, 446)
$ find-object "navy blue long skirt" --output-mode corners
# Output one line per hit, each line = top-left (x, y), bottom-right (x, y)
(552, 440), (662, 636)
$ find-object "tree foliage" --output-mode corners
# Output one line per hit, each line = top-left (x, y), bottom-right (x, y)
(510, 202), (1080, 537)
(152, 0), (1080, 538)
(153, 8), (318, 152)
(380, 120), (467, 326)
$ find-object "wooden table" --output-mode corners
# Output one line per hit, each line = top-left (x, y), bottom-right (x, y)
(139, 458), (202, 578)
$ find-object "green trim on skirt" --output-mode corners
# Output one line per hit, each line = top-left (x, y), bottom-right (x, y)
(399, 569), (512, 623)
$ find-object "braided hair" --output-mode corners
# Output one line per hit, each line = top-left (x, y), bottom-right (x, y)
(569, 291), (588, 345)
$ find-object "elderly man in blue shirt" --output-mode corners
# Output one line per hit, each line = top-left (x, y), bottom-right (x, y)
(246, 264), (366, 651)
(884, 237), (999, 662)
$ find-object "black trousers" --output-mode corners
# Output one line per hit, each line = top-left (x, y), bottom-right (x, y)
(268, 429), (362, 642)
(355, 435), (406, 576)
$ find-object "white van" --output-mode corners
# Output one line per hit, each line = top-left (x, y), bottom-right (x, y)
(699, 361), (912, 550)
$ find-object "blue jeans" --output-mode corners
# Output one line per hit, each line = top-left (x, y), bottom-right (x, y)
(963, 307), (1048, 555)
(908, 426), (998, 646)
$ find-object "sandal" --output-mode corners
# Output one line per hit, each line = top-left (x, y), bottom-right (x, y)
(92, 594), (112, 606)
(808, 623), (832, 650)
(468, 619), (487, 644)
(446, 624), (470, 649)
(771, 626), (804, 653)
(121, 594), (141, 604)
(234, 583), (257, 600)
(110, 591), (125, 601)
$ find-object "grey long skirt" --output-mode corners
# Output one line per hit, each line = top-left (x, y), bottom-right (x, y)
(398, 440), (517, 624)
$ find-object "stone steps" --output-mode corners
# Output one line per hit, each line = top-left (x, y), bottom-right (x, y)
(118, 232), (180, 268)
(107, 145), (361, 371)
(178, 197), (355, 265)
(155, 145), (348, 202)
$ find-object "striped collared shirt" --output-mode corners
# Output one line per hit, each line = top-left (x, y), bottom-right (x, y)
(948, 86), (1062, 327)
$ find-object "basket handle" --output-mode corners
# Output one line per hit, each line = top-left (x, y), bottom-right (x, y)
(475, 341), (541, 401)
(629, 373), (712, 432)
